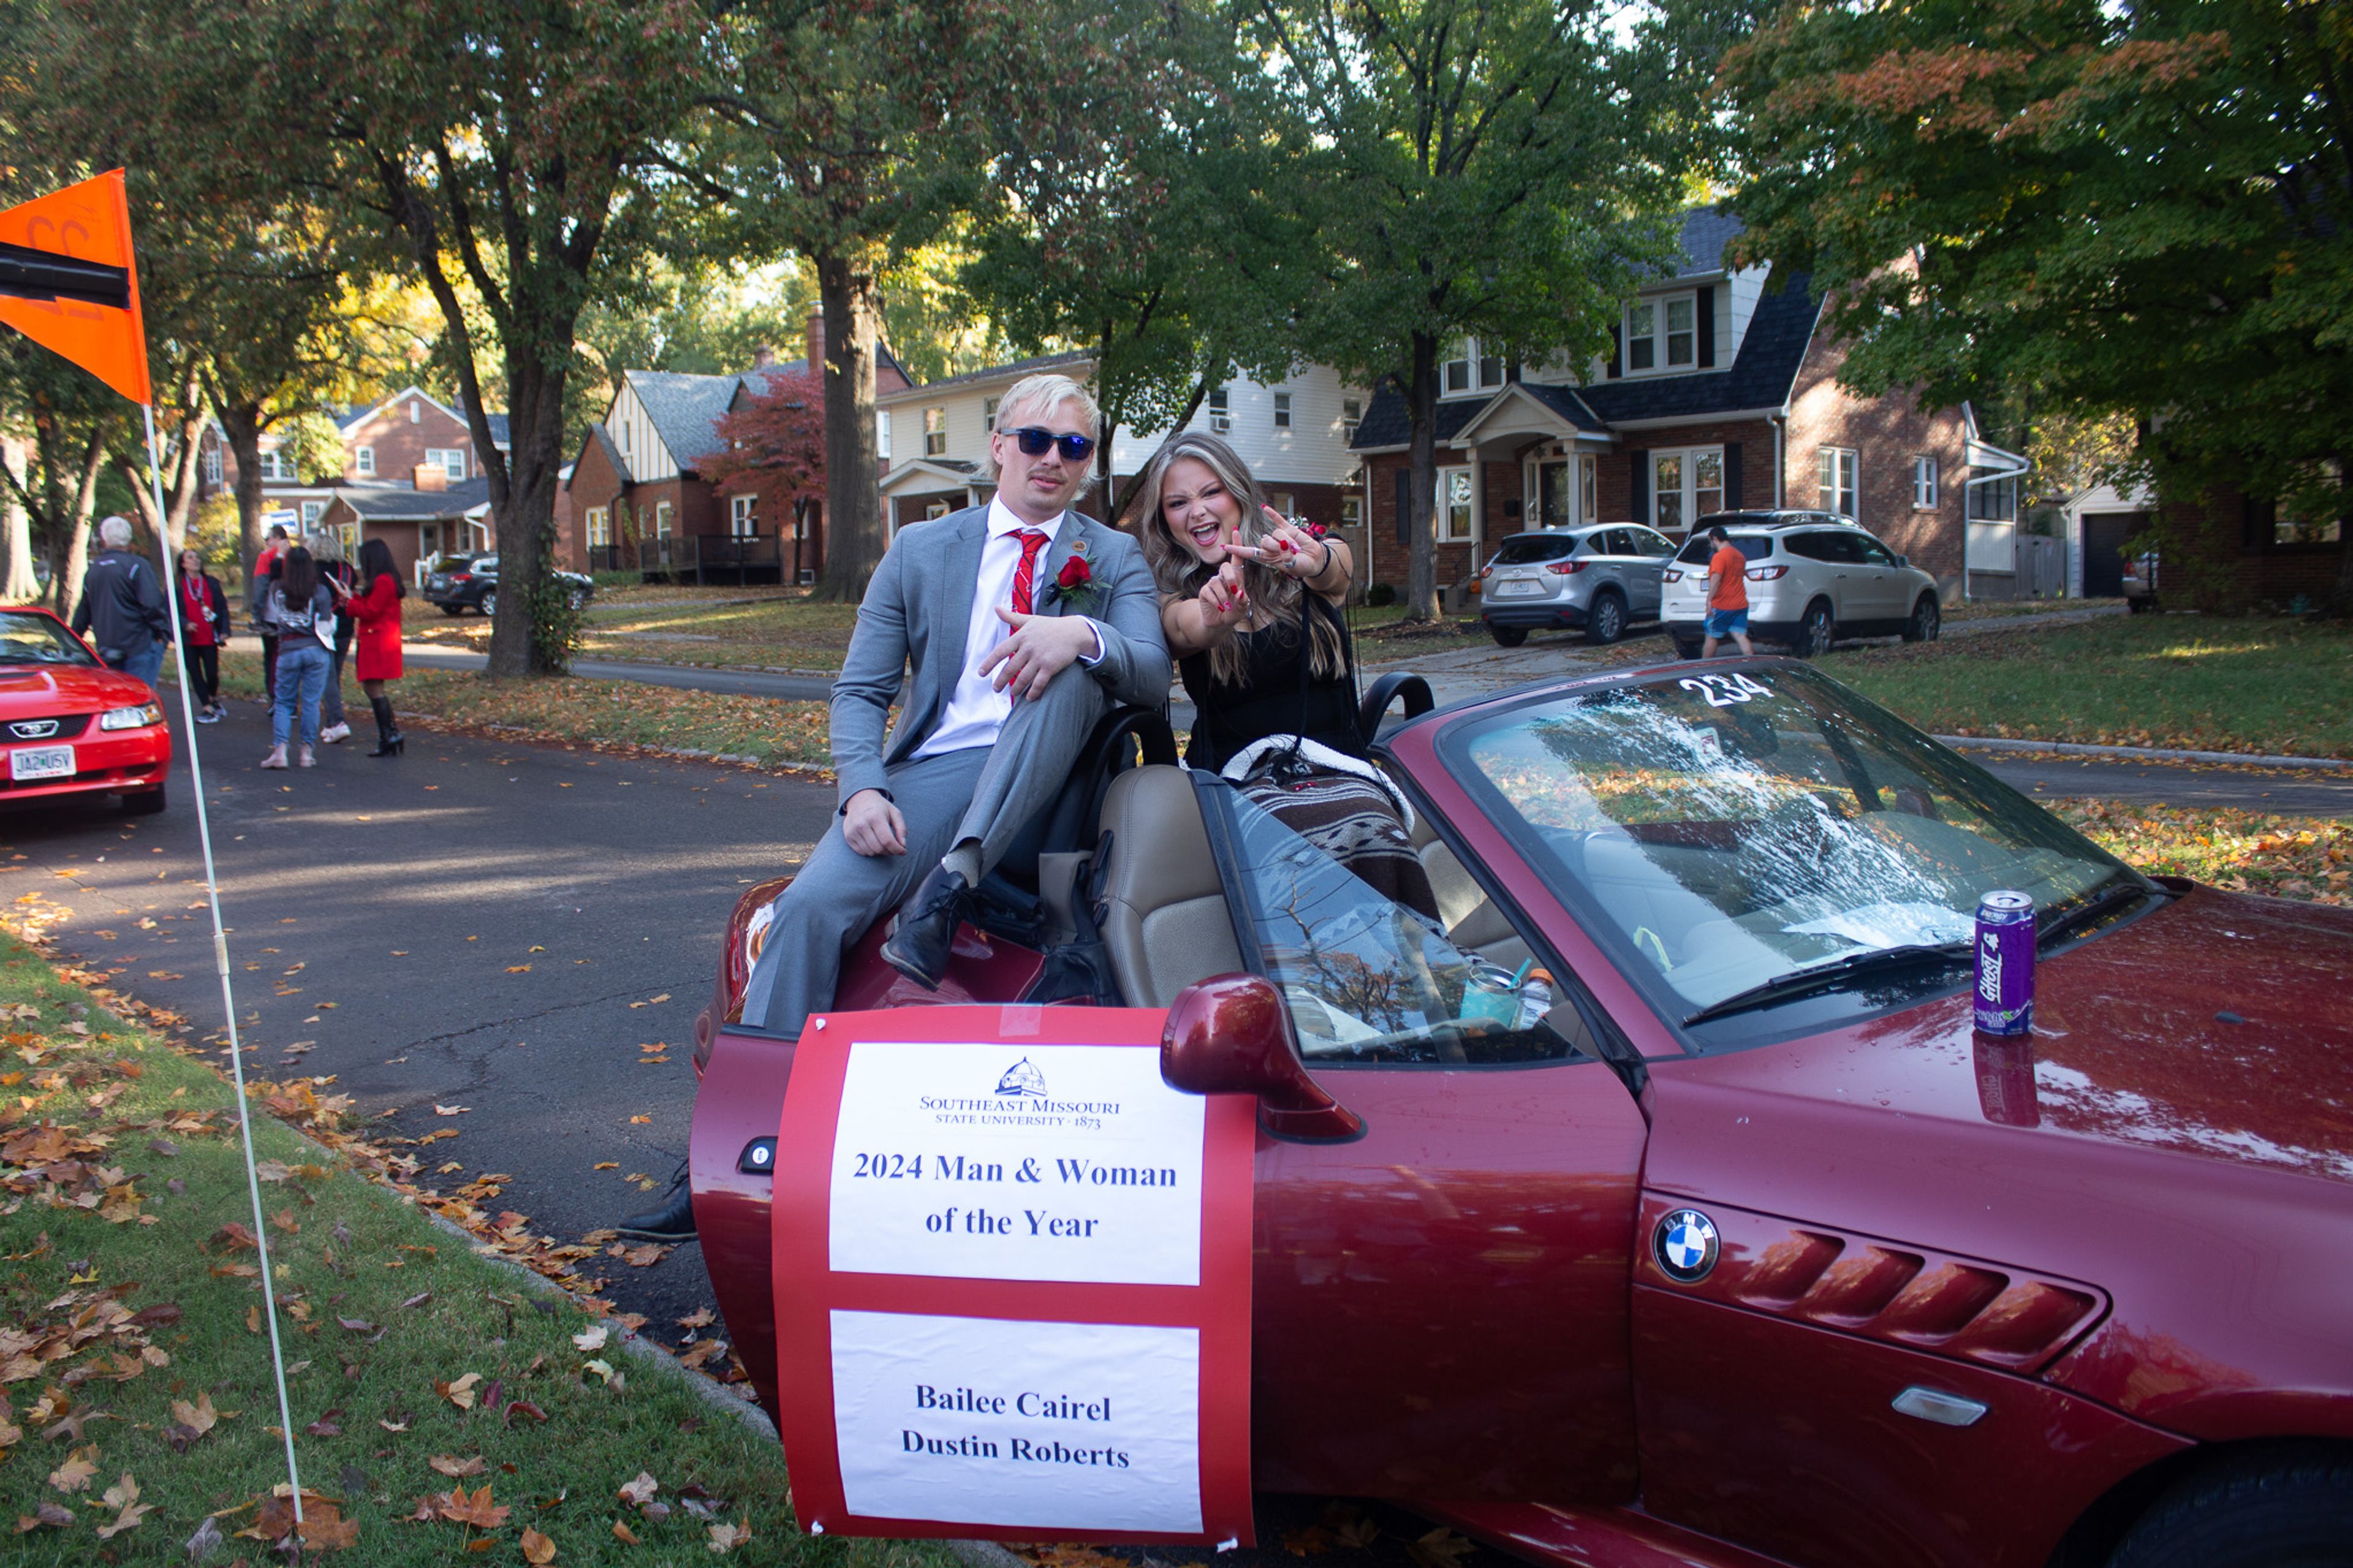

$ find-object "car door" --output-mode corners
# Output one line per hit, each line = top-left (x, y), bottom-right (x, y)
(1195, 775), (1650, 1506)
(1851, 534), (1908, 631)
(1624, 527), (1675, 615)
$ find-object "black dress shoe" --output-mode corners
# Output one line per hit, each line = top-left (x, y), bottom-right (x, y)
(879, 865), (972, 991)
(616, 1173), (697, 1241)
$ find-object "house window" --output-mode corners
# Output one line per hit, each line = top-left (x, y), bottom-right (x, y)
(1912, 456), (1938, 509)
(1342, 398), (1362, 444)
(203, 446), (222, 485)
(730, 494), (756, 539)
(1438, 467), (1474, 542)
(256, 449), (285, 482)
(1817, 447), (1859, 520)
(876, 409), (890, 461)
(355, 445), (375, 477)
(1578, 454), (1599, 525)
(1273, 393), (1292, 430)
(409, 400), (420, 423)
(586, 507), (611, 547)
(1341, 493), (1364, 529)
(300, 500), (325, 525)
(1626, 294), (1697, 373)
(426, 447), (466, 480)
(983, 396), (1000, 430)
(1442, 339), (1504, 396)
(1650, 447), (1724, 534)
(1967, 474), (2018, 522)
(654, 501), (673, 537)
(925, 500), (952, 521)
(1209, 388), (1230, 434)
(923, 407), (947, 457)
(1271, 491), (1296, 518)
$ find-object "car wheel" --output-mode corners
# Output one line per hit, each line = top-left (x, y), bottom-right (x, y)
(1794, 600), (1836, 658)
(1488, 624), (1528, 648)
(1903, 594), (1941, 642)
(1673, 638), (1703, 661)
(1585, 591), (1627, 645)
(2107, 1450), (2353, 1568)
(119, 781), (165, 816)
(479, 589), (498, 618)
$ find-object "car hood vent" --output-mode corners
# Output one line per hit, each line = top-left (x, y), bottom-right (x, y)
(1636, 1193), (2106, 1374)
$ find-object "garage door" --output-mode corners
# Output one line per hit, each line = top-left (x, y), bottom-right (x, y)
(2081, 512), (2146, 597)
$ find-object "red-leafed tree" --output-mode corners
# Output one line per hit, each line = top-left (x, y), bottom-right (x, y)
(701, 365), (827, 587)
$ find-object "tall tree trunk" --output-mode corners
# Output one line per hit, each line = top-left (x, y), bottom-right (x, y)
(1404, 333), (1441, 622)
(219, 401), (269, 574)
(0, 433), (34, 603)
(816, 248), (883, 604)
(481, 343), (571, 677)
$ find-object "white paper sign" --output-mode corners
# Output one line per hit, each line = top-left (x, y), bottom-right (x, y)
(828, 1041), (1206, 1286)
(832, 1309), (1203, 1532)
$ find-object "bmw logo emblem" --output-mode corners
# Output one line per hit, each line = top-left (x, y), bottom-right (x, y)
(1654, 1208), (1719, 1283)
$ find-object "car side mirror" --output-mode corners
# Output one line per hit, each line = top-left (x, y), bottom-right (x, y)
(1896, 554), (1909, 568)
(1161, 974), (1363, 1142)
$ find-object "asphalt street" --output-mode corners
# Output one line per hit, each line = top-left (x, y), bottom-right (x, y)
(0, 695), (835, 1347)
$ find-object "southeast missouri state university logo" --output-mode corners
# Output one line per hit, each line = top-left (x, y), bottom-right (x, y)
(995, 1058), (1047, 1097)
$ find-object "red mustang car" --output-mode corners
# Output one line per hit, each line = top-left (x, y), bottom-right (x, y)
(688, 659), (2352, 1568)
(0, 608), (169, 815)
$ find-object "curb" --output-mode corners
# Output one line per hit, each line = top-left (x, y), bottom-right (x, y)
(1938, 735), (2353, 771)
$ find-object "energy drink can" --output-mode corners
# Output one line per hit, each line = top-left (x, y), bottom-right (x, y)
(1973, 891), (2036, 1036)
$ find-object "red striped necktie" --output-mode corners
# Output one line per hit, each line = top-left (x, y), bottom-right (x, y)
(1009, 529), (1050, 616)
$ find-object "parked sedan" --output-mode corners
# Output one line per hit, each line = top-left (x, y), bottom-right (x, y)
(685, 660), (2353, 1568)
(421, 553), (594, 617)
(0, 608), (170, 815)
(1662, 511), (1942, 657)
(1478, 524), (1678, 646)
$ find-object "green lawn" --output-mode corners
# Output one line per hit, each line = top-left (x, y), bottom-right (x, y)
(409, 595), (863, 675)
(1822, 614), (2353, 759)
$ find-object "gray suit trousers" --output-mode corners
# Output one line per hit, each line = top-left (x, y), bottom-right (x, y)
(739, 661), (1111, 1040)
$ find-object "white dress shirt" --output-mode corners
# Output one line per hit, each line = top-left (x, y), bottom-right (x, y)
(913, 498), (1101, 759)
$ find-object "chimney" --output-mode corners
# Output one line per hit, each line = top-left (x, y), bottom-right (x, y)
(751, 344), (776, 370)
(412, 464), (447, 493)
(805, 310), (826, 374)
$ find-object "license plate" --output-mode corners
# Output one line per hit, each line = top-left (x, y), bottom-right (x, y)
(10, 744), (74, 782)
(1493, 580), (1544, 597)
(428, 577), (448, 591)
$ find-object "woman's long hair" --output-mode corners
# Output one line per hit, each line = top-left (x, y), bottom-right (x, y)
(357, 537), (405, 599)
(1130, 430), (1343, 687)
(278, 547), (317, 606)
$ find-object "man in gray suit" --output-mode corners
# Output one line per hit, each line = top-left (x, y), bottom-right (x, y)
(741, 371), (1170, 1036)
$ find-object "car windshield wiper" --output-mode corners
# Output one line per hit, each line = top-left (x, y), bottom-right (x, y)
(1682, 941), (1973, 1028)
(2036, 879), (2161, 952)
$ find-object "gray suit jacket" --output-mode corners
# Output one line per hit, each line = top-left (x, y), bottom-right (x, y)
(830, 506), (1172, 808)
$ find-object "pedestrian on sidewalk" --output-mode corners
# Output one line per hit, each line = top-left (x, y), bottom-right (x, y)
(173, 547), (231, 722)
(311, 532), (358, 744)
(249, 524), (289, 708)
(1699, 524), (1755, 660)
(262, 546), (335, 770)
(71, 515), (172, 690)
(330, 538), (405, 757)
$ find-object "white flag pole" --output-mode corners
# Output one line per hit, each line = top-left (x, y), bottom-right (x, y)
(139, 405), (305, 1526)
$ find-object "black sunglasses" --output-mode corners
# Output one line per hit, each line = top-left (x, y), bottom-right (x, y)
(1007, 426), (1096, 463)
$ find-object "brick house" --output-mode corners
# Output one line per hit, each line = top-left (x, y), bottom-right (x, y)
(563, 317), (911, 583)
(2063, 480), (2344, 608)
(311, 474), (494, 589)
(1347, 209), (2034, 605)
(876, 353), (1369, 535)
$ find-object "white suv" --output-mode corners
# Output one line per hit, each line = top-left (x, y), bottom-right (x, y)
(1660, 511), (1942, 657)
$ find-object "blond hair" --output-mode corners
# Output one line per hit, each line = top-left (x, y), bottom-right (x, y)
(1131, 431), (1343, 687)
(979, 373), (1102, 487)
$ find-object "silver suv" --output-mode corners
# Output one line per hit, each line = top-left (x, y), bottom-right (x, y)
(1660, 512), (1942, 657)
(1477, 523), (1678, 646)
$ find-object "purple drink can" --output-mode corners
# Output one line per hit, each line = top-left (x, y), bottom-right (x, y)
(1973, 890), (2036, 1036)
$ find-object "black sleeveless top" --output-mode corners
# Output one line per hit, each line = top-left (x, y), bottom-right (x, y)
(1178, 603), (1360, 773)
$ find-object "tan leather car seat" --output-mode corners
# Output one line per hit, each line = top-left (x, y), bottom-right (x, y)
(1095, 765), (1243, 1007)
(1409, 809), (1535, 970)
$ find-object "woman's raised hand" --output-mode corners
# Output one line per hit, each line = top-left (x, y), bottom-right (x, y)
(1249, 507), (1330, 579)
(1197, 558), (1250, 633)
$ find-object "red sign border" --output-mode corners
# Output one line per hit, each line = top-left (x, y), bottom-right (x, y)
(772, 1006), (1256, 1546)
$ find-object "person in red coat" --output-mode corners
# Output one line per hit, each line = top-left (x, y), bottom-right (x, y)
(330, 537), (406, 757)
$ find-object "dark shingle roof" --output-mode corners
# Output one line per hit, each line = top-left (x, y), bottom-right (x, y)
(480, 412), (510, 449)
(582, 423), (631, 485)
(1522, 383), (1610, 432)
(1577, 276), (1819, 423)
(627, 369), (751, 471)
(1348, 390), (1489, 452)
(885, 349), (1093, 401)
(332, 478), (492, 521)
(1675, 207), (1745, 278)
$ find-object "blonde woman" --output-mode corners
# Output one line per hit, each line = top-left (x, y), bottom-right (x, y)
(1132, 431), (1433, 917)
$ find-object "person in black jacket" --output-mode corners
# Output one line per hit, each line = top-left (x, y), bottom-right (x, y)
(71, 516), (170, 689)
(173, 548), (232, 722)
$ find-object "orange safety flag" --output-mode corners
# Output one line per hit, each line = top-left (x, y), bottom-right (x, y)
(0, 170), (151, 407)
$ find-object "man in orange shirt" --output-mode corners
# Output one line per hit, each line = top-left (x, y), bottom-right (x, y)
(1700, 524), (1755, 659)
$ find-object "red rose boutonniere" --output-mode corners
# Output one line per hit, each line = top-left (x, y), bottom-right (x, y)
(1041, 539), (1101, 613)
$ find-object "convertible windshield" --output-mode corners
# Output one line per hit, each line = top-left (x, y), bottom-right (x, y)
(0, 612), (99, 667)
(1443, 665), (2146, 1043)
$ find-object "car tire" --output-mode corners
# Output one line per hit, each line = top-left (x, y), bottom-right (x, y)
(2106, 1450), (2353, 1568)
(438, 604), (464, 617)
(1585, 591), (1627, 645)
(479, 589), (498, 619)
(1903, 594), (1941, 642)
(1673, 638), (1702, 661)
(119, 782), (165, 816)
(1794, 600), (1836, 658)
(1488, 624), (1528, 648)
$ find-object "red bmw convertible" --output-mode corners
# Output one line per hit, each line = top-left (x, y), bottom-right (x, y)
(688, 657), (2353, 1568)
(0, 608), (169, 815)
